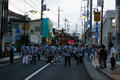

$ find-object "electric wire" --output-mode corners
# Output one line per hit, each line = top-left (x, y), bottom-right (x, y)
(24, 0), (40, 13)
(29, 0), (41, 11)
(9, 1), (24, 13)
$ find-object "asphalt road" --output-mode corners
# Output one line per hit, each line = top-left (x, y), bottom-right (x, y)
(0, 57), (92, 80)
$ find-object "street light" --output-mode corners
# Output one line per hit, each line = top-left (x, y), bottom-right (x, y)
(24, 10), (37, 36)
(57, 27), (60, 30)
(81, 15), (86, 43)
(81, 15), (86, 18)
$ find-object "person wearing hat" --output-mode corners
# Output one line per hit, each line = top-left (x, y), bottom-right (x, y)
(10, 42), (15, 64)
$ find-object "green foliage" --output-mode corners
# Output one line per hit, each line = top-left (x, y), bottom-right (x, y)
(15, 41), (22, 52)
(20, 34), (30, 45)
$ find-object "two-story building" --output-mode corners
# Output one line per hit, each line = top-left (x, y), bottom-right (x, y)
(0, 0), (9, 57)
(100, 10), (115, 47)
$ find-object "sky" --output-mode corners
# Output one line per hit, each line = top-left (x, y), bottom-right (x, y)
(9, 0), (115, 34)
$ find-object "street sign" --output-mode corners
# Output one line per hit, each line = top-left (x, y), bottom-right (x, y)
(15, 35), (20, 40)
(25, 24), (30, 31)
(94, 12), (101, 22)
(49, 33), (52, 36)
(15, 28), (21, 34)
(95, 23), (99, 42)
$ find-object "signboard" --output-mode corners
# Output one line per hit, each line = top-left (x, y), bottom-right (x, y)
(49, 33), (52, 36)
(15, 28), (21, 34)
(95, 23), (99, 42)
(116, 6), (120, 33)
(25, 24), (30, 31)
(68, 39), (74, 44)
(15, 35), (20, 40)
(94, 12), (101, 22)
(31, 35), (38, 43)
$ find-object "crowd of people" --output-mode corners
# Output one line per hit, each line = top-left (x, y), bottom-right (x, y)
(20, 43), (89, 65)
(9, 42), (118, 70)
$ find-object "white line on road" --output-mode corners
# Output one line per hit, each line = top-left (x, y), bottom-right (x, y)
(24, 60), (54, 80)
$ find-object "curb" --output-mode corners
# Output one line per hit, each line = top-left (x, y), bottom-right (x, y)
(84, 58), (107, 80)
(0, 57), (22, 64)
(96, 66), (116, 80)
(89, 58), (118, 80)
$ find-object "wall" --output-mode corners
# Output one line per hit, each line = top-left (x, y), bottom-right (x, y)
(102, 10), (115, 46)
(29, 19), (41, 44)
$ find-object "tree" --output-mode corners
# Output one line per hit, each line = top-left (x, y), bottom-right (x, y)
(20, 34), (30, 45)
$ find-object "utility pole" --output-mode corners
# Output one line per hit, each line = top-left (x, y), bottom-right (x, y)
(89, 0), (92, 45)
(67, 21), (70, 32)
(58, 7), (62, 29)
(87, 0), (89, 29)
(0, 0), (2, 57)
(76, 24), (78, 37)
(100, 0), (104, 46)
(40, 0), (44, 45)
(63, 17), (68, 31)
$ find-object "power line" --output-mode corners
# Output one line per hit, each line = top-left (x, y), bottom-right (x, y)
(44, 0), (58, 15)
(29, 0), (41, 11)
(51, 0), (59, 8)
(24, 0), (40, 13)
(54, 0), (59, 7)
(9, 1), (24, 13)
(9, 1), (40, 19)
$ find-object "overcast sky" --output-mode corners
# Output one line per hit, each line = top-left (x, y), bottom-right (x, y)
(9, 0), (115, 34)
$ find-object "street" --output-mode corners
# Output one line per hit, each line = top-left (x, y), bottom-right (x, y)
(0, 57), (92, 80)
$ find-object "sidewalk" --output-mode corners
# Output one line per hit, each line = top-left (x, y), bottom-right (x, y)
(0, 52), (22, 64)
(91, 57), (120, 80)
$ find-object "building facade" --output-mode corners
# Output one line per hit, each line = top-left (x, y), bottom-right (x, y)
(42, 18), (54, 44)
(101, 10), (115, 47)
(0, 0), (9, 58)
(29, 19), (41, 44)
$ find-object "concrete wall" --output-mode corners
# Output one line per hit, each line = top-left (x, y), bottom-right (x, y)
(102, 10), (115, 47)
(29, 20), (41, 44)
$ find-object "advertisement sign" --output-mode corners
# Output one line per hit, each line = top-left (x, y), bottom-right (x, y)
(94, 12), (101, 22)
(31, 35), (38, 43)
(25, 24), (30, 31)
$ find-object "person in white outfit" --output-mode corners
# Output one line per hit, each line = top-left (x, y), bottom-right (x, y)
(22, 44), (29, 64)
(110, 43), (116, 70)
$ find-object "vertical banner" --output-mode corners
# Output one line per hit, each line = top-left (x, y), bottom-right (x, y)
(95, 23), (99, 42)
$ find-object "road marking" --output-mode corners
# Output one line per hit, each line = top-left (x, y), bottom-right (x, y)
(24, 60), (54, 80)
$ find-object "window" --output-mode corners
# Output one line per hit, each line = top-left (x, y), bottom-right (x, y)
(112, 19), (115, 28)
(34, 26), (40, 32)
(12, 24), (19, 29)
(30, 30), (34, 34)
